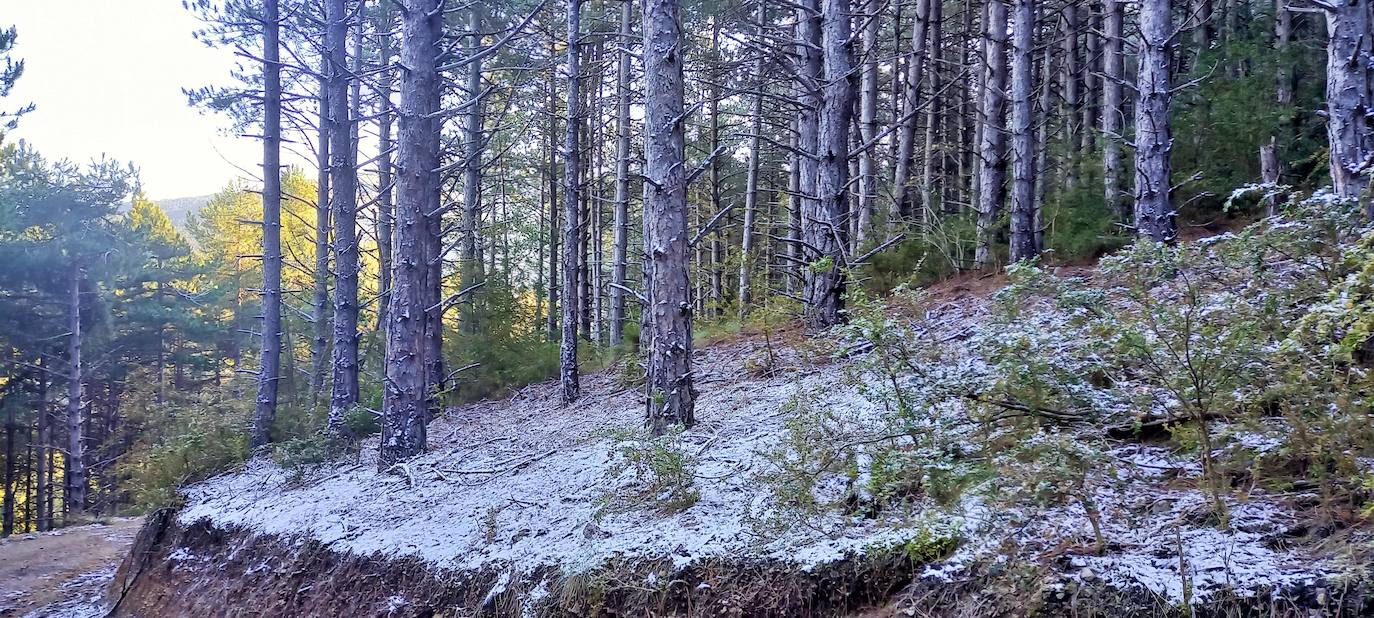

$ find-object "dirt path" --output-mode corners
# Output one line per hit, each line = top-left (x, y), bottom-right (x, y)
(0, 518), (142, 617)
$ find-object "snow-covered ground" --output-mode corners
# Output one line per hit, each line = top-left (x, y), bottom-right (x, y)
(178, 267), (1345, 610)
(181, 337), (925, 577)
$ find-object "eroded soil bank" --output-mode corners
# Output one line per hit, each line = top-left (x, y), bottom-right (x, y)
(107, 510), (939, 617)
(108, 509), (1372, 617)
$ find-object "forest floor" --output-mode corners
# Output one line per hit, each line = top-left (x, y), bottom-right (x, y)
(126, 208), (1374, 615)
(167, 269), (1351, 614)
(0, 518), (141, 617)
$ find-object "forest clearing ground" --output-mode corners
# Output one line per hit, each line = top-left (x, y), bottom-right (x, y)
(0, 518), (141, 617)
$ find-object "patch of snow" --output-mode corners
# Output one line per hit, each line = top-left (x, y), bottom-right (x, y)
(521, 579), (549, 618)
(482, 570), (511, 607)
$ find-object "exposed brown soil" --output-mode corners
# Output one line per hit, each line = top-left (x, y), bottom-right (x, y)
(0, 518), (142, 616)
(108, 514), (932, 617)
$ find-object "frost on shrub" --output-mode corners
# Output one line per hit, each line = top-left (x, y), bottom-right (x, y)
(754, 290), (990, 533)
(597, 425), (700, 515)
(975, 262), (1114, 426)
(758, 189), (1374, 555)
(753, 389), (866, 534)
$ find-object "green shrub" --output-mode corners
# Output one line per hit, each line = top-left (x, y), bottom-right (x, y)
(597, 425), (700, 515)
(272, 434), (349, 481)
(342, 405), (381, 437)
(116, 376), (253, 510)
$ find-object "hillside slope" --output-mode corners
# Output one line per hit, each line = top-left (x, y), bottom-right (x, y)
(109, 199), (1374, 617)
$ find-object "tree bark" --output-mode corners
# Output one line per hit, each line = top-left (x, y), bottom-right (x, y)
(3, 389), (13, 535)
(739, 0), (766, 317)
(1192, 0), (1215, 64)
(1274, 0), (1293, 107)
(957, 0), (976, 212)
(1009, 0), (1038, 262)
(35, 372), (49, 532)
(460, 5), (486, 335)
(707, 21), (724, 318)
(546, 37), (561, 342)
(609, 0), (634, 347)
(1260, 137), (1282, 216)
(589, 42), (605, 346)
(1032, 18), (1055, 243)
(65, 262), (86, 515)
(327, 0), (361, 432)
(643, 0), (695, 432)
(1320, 0), (1374, 201)
(855, 0), (877, 245)
(1060, 2), (1081, 189)
(376, 4), (395, 330)
(310, 68), (331, 411)
(975, 0), (1009, 266)
(380, 0), (440, 469)
(892, 0), (932, 222)
(1102, 0), (1127, 222)
(1081, 1), (1100, 154)
(804, 0), (855, 327)
(560, 0), (583, 404)
(921, 0), (944, 218)
(1134, 0), (1177, 242)
(786, 127), (803, 297)
(252, 0), (282, 449)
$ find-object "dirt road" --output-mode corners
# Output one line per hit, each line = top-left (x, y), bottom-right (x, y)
(0, 518), (141, 617)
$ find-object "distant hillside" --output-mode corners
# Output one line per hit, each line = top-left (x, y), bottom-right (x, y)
(153, 195), (213, 229)
(116, 194), (213, 231)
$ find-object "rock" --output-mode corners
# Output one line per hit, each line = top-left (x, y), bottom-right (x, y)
(583, 522), (612, 540)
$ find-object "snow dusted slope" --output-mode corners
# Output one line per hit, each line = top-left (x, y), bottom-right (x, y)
(163, 256), (1364, 615)
(178, 339), (917, 575)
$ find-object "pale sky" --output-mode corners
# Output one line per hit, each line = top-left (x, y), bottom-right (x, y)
(6, 1), (263, 200)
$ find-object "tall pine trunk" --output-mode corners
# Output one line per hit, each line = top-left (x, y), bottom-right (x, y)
(252, 0), (282, 449)
(380, 0), (441, 469)
(610, 0), (633, 346)
(786, 128), (802, 296)
(855, 0), (877, 244)
(1102, 0), (1126, 222)
(35, 371), (49, 532)
(707, 29), (724, 319)
(974, 0), (1009, 266)
(1060, 3), (1081, 189)
(804, 0), (854, 327)
(376, 5), (395, 330)
(3, 390), (14, 535)
(1134, 0), (1177, 242)
(921, 0), (943, 218)
(65, 262), (86, 515)
(1009, 0), (1038, 262)
(310, 68), (331, 410)
(560, 0), (583, 404)
(1320, 0), (1374, 201)
(739, 1), (765, 317)
(327, 0), (361, 432)
(891, 0), (931, 222)
(643, 0), (695, 432)
(460, 5), (486, 335)
(546, 39), (561, 342)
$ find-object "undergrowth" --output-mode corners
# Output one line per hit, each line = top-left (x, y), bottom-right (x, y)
(596, 425), (700, 516)
(757, 188), (1374, 558)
